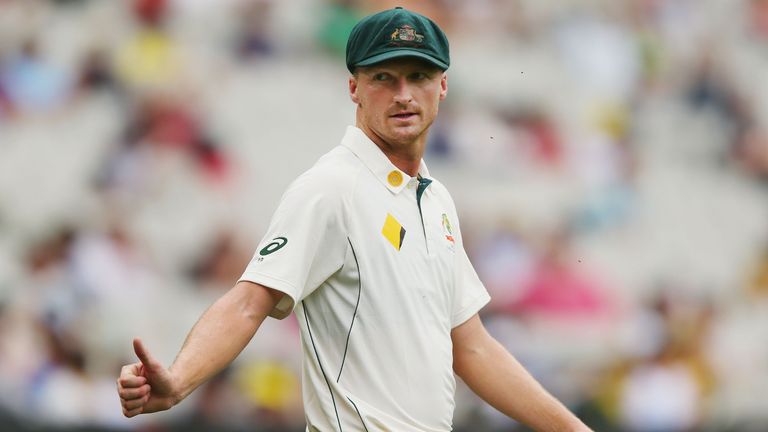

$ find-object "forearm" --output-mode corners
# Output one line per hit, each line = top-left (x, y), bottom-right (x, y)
(453, 317), (590, 432)
(168, 281), (279, 403)
(458, 341), (586, 431)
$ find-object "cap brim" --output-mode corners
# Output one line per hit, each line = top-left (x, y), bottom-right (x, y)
(354, 49), (448, 70)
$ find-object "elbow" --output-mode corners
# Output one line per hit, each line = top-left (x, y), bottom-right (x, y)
(453, 344), (483, 378)
(230, 281), (281, 325)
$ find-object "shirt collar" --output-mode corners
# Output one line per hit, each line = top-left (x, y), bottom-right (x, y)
(342, 126), (431, 194)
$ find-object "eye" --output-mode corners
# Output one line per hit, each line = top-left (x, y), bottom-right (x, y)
(410, 72), (429, 81)
(372, 72), (390, 81)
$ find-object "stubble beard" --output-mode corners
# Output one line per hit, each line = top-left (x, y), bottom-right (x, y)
(382, 111), (436, 148)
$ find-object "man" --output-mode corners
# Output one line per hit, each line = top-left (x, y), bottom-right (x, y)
(117, 7), (592, 432)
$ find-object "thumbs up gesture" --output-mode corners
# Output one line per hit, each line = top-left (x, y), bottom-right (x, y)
(117, 338), (180, 417)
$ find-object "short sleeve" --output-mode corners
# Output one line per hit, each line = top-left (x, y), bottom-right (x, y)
(238, 170), (348, 319)
(450, 219), (491, 328)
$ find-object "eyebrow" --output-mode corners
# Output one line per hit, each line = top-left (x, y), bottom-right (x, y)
(362, 67), (393, 75)
(363, 67), (439, 76)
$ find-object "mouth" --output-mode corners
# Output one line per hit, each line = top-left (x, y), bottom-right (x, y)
(390, 112), (418, 121)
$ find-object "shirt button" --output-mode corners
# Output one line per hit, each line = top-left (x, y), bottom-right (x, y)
(388, 170), (403, 187)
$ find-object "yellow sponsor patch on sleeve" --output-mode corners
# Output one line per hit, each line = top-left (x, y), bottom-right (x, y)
(382, 213), (406, 251)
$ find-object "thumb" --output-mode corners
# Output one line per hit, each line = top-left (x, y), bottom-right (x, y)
(133, 337), (161, 371)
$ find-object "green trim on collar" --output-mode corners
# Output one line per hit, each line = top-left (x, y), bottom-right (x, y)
(416, 176), (432, 209)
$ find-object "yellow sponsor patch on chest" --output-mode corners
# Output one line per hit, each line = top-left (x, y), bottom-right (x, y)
(382, 213), (406, 251)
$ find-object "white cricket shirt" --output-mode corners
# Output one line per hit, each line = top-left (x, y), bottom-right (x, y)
(239, 126), (490, 431)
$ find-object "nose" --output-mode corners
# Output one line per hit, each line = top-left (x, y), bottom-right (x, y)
(392, 77), (413, 105)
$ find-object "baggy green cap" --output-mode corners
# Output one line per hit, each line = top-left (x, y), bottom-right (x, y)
(346, 7), (450, 73)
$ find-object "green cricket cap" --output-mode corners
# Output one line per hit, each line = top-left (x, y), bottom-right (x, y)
(346, 6), (450, 73)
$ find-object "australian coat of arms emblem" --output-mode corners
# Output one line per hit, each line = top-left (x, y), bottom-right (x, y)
(442, 213), (455, 248)
(389, 24), (425, 46)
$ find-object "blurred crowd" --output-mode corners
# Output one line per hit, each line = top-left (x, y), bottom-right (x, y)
(1, 0), (768, 431)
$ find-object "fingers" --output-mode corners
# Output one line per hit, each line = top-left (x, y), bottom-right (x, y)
(119, 374), (147, 388)
(118, 379), (150, 418)
(122, 403), (145, 418)
(119, 363), (147, 388)
(118, 383), (151, 401)
(133, 338), (160, 371)
(122, 394), (149, 411)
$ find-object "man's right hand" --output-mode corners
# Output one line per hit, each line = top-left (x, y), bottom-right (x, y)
(117, 338), (180, 417)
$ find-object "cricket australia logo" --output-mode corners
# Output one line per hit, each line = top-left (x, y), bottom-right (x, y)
(389, 24), (425, 46)
(442, 213), (455, 250)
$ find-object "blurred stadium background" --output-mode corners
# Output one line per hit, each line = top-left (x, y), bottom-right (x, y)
(1, 0), (768, 431)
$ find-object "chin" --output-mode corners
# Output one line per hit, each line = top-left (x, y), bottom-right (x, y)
(388, 132), (419, 145)
(389, 125), (423, 141)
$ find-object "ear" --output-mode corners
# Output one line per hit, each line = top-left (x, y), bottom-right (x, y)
(349, 75), (360, 104)
(439, 73), (448, 101)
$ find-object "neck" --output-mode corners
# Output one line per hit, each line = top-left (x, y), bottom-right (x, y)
(356, 121), (425, 178)
(383, 151), (422, 178)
